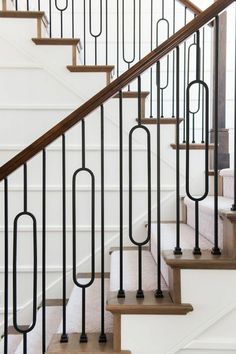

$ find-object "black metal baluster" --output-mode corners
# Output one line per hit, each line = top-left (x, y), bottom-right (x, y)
(38, 0), (40, 11)
(4, 178), (8, 354)
(84, 0), (86, 65)
(201, 28), (205, 143)
(99, 105), (107, 343)
(72, 119), (95, 343)
(89, 0), (103, 65)
(149, 0), (153, 118)
(129, 76), (151, 298)
(183, 7), (187, 143)
(139, 0), (141, 60)
(105, 0), (108, 65)
(55, 0), (69, 38)
(155, 62), (163, 298)
(174, 47), (182, 255)
(13, 164), (38, 354)
(42, 150), (46, 353)
(49, 0), (52, 38)
(26, 0), (29, 11)
(232, 5), (236, 212)
(116, 0), (119, 77)
(212, 16), (221, 255)
(186, 80), (209, 255)
(118, 90), (125, 299)
(122, 0), (136, 90)
(172, 0), (176, 118)
(156, 0), (170, 118)
(72, 0), (74, 38)
(60, 135), (68, 343)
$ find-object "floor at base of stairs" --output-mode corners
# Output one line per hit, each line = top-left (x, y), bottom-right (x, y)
(47, 333), (131, 353)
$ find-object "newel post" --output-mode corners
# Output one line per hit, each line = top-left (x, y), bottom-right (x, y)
(220, 211), (236, 258)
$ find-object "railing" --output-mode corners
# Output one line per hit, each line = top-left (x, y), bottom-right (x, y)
(7, 0), (214, 144)
(1, 0), (236, 353)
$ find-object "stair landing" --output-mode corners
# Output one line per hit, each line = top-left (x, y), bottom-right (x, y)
(47, 333), (131, 353)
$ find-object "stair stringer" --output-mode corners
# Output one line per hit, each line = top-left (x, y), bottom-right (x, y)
(120, 269), (236, 354)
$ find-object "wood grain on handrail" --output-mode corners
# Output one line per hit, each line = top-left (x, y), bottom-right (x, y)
(0, 0), (233, 181)
(177, 0), (203, 15)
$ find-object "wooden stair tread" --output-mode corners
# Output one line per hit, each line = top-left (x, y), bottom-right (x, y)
(170, 143), (215, 150)
(106, 291), (193, 315)
(113, 91), (149, 99)
(137, 118), (184, 125)
(67, 65), (115, 73)
(163, 250), (236, 269)
(0, 10), (47, 20)
(47, 333), (131, 353)
(32, 38), (82, 48)
(39, 298), (69, 307)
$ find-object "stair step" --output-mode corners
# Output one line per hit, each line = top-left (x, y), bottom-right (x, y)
(137, 117), (184, 125)
(47, 333), (131, 353)
(106, 291), (193, 315)
(163, 249), (236, 269)
(170, 143), (215, 150)
(0, 334), (22, 354)
(150, 223), (213, 286)
(14, 306), (62, 354)
(57, 279), (113, 334)
(110, 250), (168, 293)
(184, 195), (233, 246)
(40, 298), (69, 307)
(113, 91), (149, 99)
(67, 65), (115, 73)
(32, 38), (82, 49)
(0, 10), (46, 20)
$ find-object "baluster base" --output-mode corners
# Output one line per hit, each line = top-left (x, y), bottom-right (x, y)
(99, 333), (107, 343)
(231, 204), (236, 212)
(211, 247), (221, 256)
(174, 247), (182, 255)
(193, 247), (202, 256)
(60, 333), (69, 343)
(136, 290), (144, 299)
(80, 333), (88, 343)
(117, 289), (125, 298)
(155, 289), (164, 298)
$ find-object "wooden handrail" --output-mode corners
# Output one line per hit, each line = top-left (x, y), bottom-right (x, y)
(177, 0), (203, 15)
(0, 0), (233, 181)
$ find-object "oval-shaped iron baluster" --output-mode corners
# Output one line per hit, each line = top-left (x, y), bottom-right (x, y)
(13, 164), (38, 349)
(232, 7), (236, 212)
(71, 0), (74, 38)
(72, 119), (95, 343)
(201, 27), (205, 143)
(4, 178), (9, 354)
(89, 0), (103, 65)
(122, 0), (136, 90)
(116, 0), (119, 77)
(129, 76), (151, 298)
(13, 211), (37, 333)
(156, 16), (170, 117)
(55, 0), (69, 38)
(212, 16), (221, 255)
(49, 0), (52, 38)
(174, 46), (182, 256)
(186, 80), (209, 255)
(155, 61), (163, 299)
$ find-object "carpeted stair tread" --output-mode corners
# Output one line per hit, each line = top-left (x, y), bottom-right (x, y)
(184, 195), (233, 245)
(14, 306), (62, 354)
(57, 279), (113, 334)
(110, 250), (168, 292)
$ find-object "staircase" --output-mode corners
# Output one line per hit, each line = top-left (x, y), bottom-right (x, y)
(1, 0), (236, 353)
